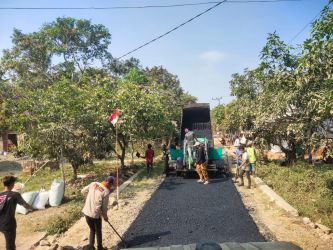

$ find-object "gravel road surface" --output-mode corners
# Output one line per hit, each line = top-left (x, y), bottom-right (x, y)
(123, 177), (265, 247)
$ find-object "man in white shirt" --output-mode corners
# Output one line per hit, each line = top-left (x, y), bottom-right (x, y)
(238, 146), (251, 189)
(81, 176), (114, 250)
(233, 136), (240, 147)
(184, 128), (197, 169)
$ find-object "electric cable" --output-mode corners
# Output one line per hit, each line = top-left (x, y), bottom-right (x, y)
(289, 1), (332, 44)
(0, 0), (301, 10)
(289, 9), (322, 43)
(116, 1), (226, 59)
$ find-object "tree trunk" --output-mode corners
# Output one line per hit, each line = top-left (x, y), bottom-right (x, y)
(71, 162), (78, 180)
(120, 146), (126, 167)
(280, 143), (297, 165)
(130, 140), (134, 166)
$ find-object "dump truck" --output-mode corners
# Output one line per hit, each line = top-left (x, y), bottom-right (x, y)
(168, 103), (225, 178)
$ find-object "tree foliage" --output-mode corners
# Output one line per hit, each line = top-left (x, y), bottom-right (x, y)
(0, 17), (196, 177)
(213, 3), (333, 161)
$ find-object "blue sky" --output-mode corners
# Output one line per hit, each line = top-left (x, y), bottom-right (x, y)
(0, 0), (329, 108)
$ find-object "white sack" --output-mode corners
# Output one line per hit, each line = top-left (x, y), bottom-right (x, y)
(49, 179), (64, 207)
(16, 191), (38, 215)
(32, 191), (49, 210)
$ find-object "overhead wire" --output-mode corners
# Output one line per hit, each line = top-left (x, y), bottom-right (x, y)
(288, 9), (322, 44)
(0, 0), (301, 10)
(0, 0), (303, 59)
(289, 1), (331, 44)
(116, 1), (226, 60)
(115, 0), (302, 59)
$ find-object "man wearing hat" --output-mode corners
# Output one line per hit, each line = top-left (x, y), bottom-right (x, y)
(194, 142), (209, 184)
(81, 175), (114, 250)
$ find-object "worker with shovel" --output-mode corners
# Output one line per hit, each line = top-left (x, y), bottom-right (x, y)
(81, 175), (115, 250)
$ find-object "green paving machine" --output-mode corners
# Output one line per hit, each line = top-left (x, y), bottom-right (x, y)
(168, 103), (225, 178)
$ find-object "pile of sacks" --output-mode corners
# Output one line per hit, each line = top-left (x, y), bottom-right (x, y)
(14, 179), (65, 214)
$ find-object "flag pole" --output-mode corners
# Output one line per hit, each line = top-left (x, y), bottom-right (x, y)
(116, 122), (119, 207)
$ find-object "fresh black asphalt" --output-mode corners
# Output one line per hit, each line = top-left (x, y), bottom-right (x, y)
(122, 177), (265, 247)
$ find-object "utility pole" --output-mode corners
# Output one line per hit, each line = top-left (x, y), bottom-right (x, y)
(212, 96), (223, 106)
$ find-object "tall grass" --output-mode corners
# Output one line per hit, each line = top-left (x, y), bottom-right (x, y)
(257, 161), (333, 229)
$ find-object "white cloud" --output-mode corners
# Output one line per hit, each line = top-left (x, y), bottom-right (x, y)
(199, 50), (227, 63)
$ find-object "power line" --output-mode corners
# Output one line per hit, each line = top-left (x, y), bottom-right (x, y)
(0, 0), (301, 10)
(0, 1), (222, 10)
(114, 0), (301, 59)
(288, 9), (322, 44)
(289, 1), (332, 44)
(117, 1), (226, 59)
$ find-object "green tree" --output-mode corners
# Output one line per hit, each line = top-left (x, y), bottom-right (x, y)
(1, 17), (111, 89)
(17, 80), (114, 179)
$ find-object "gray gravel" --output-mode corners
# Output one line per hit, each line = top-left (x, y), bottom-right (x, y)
(123, 177), (265, 247)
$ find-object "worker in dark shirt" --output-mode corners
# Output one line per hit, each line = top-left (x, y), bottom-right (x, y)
(0, 176), (33, 250)
(194, 142), (209, 184)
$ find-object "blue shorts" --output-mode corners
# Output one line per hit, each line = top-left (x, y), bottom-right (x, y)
(250, 163), (256, 172)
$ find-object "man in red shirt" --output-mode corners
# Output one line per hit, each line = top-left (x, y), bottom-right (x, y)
(145, 144), (155, 175)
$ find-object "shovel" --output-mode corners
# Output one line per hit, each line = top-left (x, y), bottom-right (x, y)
(107, 221), (129, 248)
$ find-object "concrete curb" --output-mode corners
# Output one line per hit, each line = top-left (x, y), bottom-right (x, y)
(110, 167), (145, 199)
(254, 177), (299, 217)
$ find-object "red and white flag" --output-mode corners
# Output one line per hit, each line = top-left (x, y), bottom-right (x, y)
(108, 109), (120, 125)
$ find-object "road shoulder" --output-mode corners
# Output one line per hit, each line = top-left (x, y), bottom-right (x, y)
(234, 173), (333, 250)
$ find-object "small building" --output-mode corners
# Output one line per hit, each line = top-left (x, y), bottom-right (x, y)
(0, 131), (19, 152)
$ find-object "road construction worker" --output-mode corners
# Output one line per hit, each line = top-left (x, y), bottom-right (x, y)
(238, 146), (251, 189)
(184, 128), (197, 169)
(195, 142), (209, 184)
(81, 176), (114, 250)
(0, 176), (33, 250)
(233, 146), (242, 183)
(246, 141), (257, 177)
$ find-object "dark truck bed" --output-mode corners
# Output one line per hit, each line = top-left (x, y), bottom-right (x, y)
(180, 103), (213, 147)
(168, 103), (224, 178)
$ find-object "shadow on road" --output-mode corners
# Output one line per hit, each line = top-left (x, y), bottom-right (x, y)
(124, 231), (171, 246)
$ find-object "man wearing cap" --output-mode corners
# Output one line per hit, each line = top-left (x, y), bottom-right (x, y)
(81, 176), (114, 250)
(194, 142), (209, 184)
(0, 176), (33, 250)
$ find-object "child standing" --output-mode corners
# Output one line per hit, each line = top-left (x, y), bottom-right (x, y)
(145, 144), (154, 175)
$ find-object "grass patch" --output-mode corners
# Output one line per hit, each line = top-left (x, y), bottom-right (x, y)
(257, 161), (333, 229)
(119, 161), (164, 199)
(46, 203), (82, 234)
